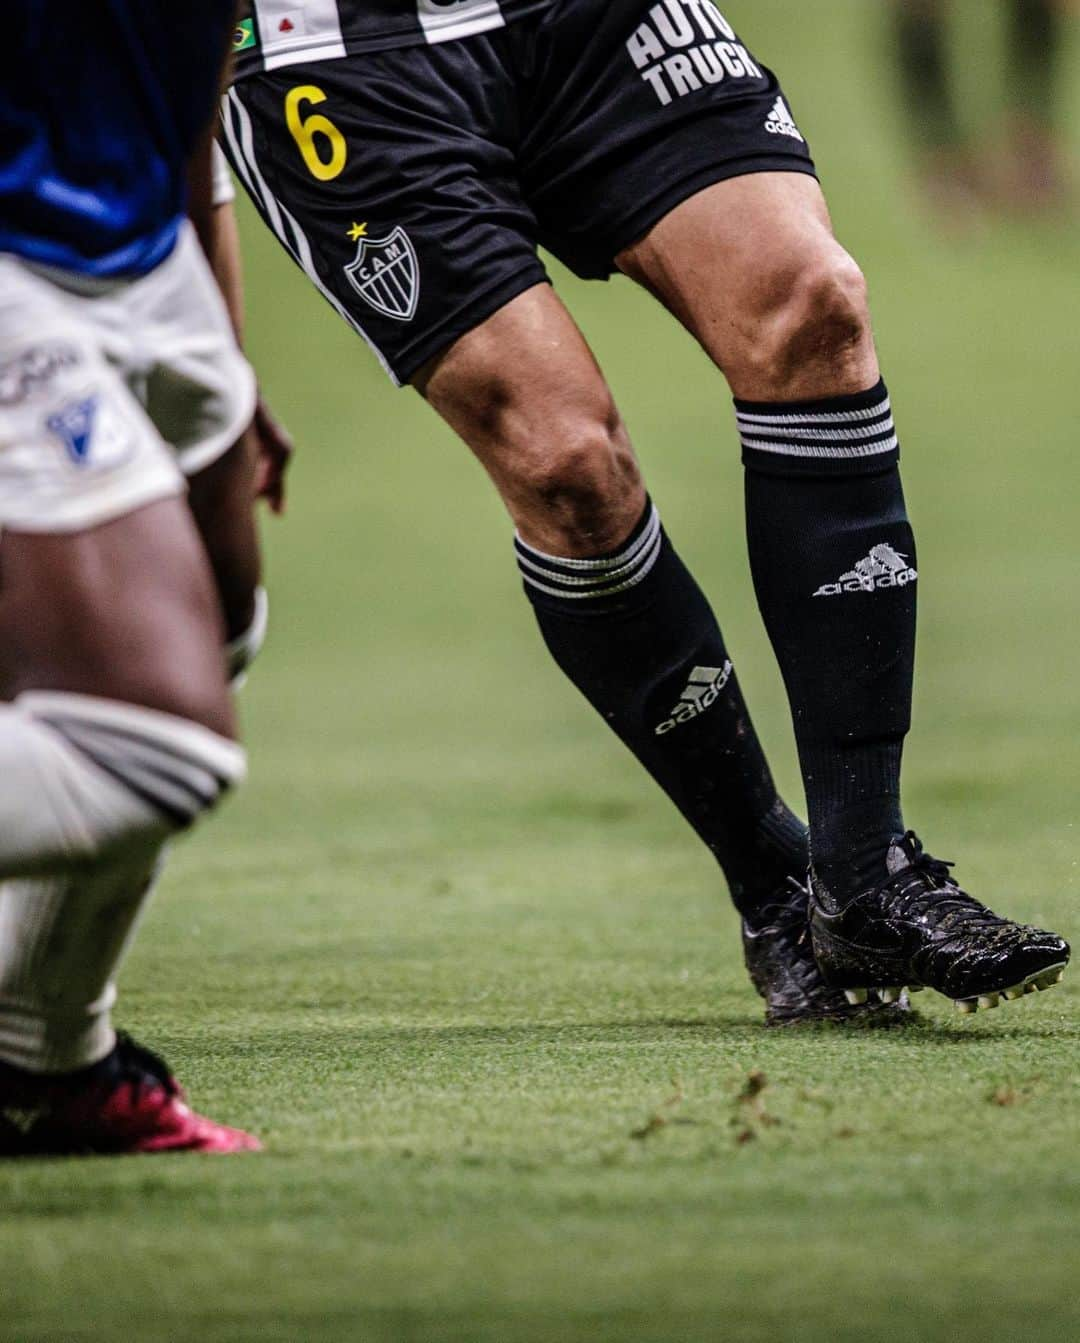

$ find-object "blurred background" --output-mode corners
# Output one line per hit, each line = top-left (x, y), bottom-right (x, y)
(891, 0), (1078, 222)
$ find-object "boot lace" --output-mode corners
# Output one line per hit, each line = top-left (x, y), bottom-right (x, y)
(881, 832), (1002, 931)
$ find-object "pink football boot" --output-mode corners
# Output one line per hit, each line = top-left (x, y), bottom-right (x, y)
(0, 1033), (260, 1156)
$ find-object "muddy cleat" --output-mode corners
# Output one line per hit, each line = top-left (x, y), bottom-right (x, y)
(0, 1033), (261, 1157)
(809, 832), (1070, 1012)
(743, 878), (910, 1026)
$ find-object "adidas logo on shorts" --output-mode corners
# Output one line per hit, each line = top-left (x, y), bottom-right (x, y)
(654, 662), (733, 735)
(764, 97), (804, 143)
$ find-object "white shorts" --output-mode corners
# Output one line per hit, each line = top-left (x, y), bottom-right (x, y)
(0, 222), (255, 534)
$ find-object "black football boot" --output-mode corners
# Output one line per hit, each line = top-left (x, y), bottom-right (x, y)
(743, 878), (910, 1025)
(809, 831), (1070, 1013)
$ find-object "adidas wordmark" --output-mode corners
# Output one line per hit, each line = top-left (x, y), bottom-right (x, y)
(655, 662), (733, 735)
(814, 543), (917, 598)
(764, 97), (804, 143)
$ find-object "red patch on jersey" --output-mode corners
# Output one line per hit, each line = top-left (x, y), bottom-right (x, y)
(279, 17), (294, 32)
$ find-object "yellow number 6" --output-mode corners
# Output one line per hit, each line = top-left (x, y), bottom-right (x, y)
(285, 85), (347, 182)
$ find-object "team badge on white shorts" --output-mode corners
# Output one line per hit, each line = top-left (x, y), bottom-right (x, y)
(46, 393), (135, 471)
(344, 225), (420, 322)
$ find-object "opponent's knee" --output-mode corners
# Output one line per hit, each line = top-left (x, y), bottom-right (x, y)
(0, 693), (245, 877)
(751, 249), (873, 390)
(509, 408), (644, 556)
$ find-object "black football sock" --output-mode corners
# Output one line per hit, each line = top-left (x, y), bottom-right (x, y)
(893, 4), (960, 149)
(516, 500), (807, 919)
(738, 380), (916, 904)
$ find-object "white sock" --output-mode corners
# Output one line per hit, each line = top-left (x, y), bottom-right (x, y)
(0, 843), (163, 1072)
(0, 692), (244, 877)
(0, 692), (243, 1072)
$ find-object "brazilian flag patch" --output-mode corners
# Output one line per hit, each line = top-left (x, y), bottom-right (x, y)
(233, 18), (257, 51)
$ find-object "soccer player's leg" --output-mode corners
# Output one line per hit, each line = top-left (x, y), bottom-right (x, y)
(0, 251), (258, 1155)
(223, 37), (895, 1025)
(514, 0), (1067, 1011)
(617, 173), (1068, 1010)
(417, 283), (874, 1026)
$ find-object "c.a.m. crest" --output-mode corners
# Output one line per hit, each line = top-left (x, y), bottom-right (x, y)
(343, 226), (420, 322)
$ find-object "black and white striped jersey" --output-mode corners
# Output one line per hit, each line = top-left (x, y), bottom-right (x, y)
(232, 1), (553, 77)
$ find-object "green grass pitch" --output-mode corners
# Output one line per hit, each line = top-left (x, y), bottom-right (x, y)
(3, 3), (1079, 1339)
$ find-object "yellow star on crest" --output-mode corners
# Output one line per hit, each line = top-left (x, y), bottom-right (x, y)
(346, 222), (368, 242)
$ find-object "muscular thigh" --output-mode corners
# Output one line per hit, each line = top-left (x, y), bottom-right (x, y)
(0, 500), (230, 732)
(519, 0), (818, 281)
(617, 173), (837, 360)
(617, 173), (880, 400)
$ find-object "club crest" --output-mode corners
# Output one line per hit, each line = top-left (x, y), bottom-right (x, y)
(46, 393), (134, 470)
(344, 226), (419, 322)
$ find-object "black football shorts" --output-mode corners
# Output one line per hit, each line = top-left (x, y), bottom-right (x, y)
(222, 0), (816, 385)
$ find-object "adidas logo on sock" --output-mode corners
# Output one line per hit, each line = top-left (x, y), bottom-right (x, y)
(813, 543), (918, 598)
(654, 662), (733, 735)
(764, 97), (804, 142)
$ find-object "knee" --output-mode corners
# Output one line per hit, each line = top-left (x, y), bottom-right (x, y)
(509, 403), (645, 556)
(0, 694), (246, 879)
(423, 341), (646, 556)
(749, 249), (874, 393)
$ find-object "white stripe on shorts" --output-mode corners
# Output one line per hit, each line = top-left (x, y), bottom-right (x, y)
(224, 88), (398, 384)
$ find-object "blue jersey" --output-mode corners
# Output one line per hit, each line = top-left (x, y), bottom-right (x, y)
(0, 2), (236, 278)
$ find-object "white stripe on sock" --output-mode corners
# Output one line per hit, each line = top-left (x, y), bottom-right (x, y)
(519, 527), (663, 599)
(736, 397), (892, 428)
(740, 433), (899, 459)
(515, 505), (659, 572)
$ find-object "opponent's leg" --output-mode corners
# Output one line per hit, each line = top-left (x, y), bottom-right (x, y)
(0, 254), (255, 1151)
(0, 436), (267, 1081)
(417, 284), (885, 1024)
(0, 495), (245, 992)
(618, 171), (1068, 1007)
(0, 496), (243, 869)
(0, 499), (256, 1154)
(0, 849), (162, 1074)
